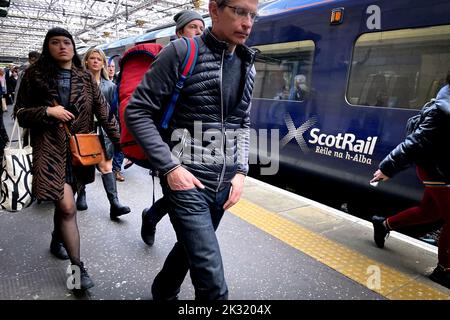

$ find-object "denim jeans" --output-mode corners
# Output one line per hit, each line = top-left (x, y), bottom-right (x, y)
(151, 181), (231, 300)
(112, 150), (124, 172)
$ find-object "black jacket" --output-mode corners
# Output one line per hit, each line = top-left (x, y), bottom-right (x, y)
(380, 85), (450, 182)
(125, 28), (256, 191)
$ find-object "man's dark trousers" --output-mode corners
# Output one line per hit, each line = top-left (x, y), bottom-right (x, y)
(152, 181), (231, 300)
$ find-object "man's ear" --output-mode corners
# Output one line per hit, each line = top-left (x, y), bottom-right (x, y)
(209, 1), (220, 23)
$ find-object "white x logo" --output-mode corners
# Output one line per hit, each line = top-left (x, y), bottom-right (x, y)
(280, 113), (317, 153)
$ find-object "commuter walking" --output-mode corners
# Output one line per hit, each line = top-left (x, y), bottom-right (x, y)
(0, 68), (7, 112)
(14, 27), (121, 291)
(107, 57), (117, 83)
(140, 9), (205, 247)
(6, 66), (18, 105)
(0, 69), (8, 169)
(13, 51), (40, 108)
(174, 9), (205, 38)
(126, 0), (258, 300)
(107, 56), (126, 182)
(75, 48), (131, 219)
(370, 75), (450, 290)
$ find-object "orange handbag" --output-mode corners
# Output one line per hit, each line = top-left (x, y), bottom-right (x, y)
(64, 124), (103, 166)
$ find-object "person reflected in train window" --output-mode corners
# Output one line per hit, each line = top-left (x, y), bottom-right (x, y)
(76, 48), (131, 218)
(375, 90), (388, 107)
(174, 9), (205, 38)
(274, 70), (292, 100)
(14, 27), (121, 292)
(289, 74), (310, 101)
(126, 0), (258, 300)
(370, 74), (450, 290)
(139, 10), (205, 248)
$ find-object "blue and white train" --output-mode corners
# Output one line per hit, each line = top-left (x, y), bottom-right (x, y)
(99, 0), (450, 213)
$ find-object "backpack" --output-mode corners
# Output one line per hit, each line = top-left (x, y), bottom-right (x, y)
(117, 37), (199, 168)
(405, 99), (435, 137)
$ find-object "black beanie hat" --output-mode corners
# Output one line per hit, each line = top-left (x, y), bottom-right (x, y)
(174, 10), (204, 31)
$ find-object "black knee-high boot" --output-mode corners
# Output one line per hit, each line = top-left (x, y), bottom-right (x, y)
(101, 172), (131, 220)
(76, 184), (88, 211)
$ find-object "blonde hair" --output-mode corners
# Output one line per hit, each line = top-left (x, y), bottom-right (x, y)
(83, 48), (109, 80)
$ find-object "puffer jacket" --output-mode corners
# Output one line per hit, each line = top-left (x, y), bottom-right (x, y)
(125, 28), (256, 191)
(379, 85), (450, 182)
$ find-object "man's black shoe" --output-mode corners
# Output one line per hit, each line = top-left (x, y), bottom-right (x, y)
(372, 215), (389, 248)
(429, 265), (450, 290)
(141, 208), (156, 246)
(50, 232), (69, 260)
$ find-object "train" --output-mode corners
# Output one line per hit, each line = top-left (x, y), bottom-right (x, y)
(95, 0), (450, 215)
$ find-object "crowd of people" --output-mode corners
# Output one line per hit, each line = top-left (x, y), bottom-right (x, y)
(6, 0), (258, 298)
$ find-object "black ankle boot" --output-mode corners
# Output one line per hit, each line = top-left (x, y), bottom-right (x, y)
(76, 185), (88, 211)
(71, 261), (95, 291)
(141, 208), (156, 246)
(101, 172), (131, 220)
(372, 215), (390, 248)
(50, 231), (69, 260)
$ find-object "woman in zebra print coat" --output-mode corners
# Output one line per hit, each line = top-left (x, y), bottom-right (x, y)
(14, 27), (120, 291)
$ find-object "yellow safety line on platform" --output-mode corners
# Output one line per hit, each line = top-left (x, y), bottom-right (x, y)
(228, 199), (450, 300)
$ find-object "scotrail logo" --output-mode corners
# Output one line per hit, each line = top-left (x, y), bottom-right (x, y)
(281, 114), (378, 165)
(280, 114), (317, 153)
(168, 113), (378, 177)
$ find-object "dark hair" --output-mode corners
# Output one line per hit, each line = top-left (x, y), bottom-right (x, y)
(31, 27), (82, 89)
(214, 0), (228, 7)
(28, 51), (40, 60)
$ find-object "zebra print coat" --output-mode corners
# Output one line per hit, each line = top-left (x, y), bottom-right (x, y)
(14, 64), (120, 201)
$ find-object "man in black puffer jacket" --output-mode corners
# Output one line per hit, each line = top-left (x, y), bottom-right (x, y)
(370, 75), (450, 290)
(125, 0), (258, 300)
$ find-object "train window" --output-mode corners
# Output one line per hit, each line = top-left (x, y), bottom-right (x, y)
(347, 25), (450, 109)
(251, 40), (315, 101)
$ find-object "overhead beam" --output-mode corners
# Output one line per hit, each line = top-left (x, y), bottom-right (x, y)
(0, 0), (209, 59)
(75, 0), (156, 36)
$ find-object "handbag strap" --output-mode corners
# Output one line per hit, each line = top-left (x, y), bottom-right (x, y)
(63, 123), (72, 138)
(23, 128), (31, 148)
(52, 100), (72, 138)
(7, 118), (23, 150)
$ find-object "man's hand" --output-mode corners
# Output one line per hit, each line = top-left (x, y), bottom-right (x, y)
(167, 166), (205, 191)
(46, 105), (75, 122)
(223, 173), (245, 210)
(370, 169), (390, 183)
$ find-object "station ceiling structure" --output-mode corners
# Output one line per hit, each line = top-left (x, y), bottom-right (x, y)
(0, 0), (209, 61)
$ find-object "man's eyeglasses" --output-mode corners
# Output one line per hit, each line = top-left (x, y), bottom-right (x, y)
(224, 4), (258, 21)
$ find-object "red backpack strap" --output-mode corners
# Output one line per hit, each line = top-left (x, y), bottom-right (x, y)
(160, 37), (199, 129)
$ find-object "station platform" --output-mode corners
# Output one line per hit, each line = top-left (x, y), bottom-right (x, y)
(0, 169), (449, 300)
(0, 113), (449, 301)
